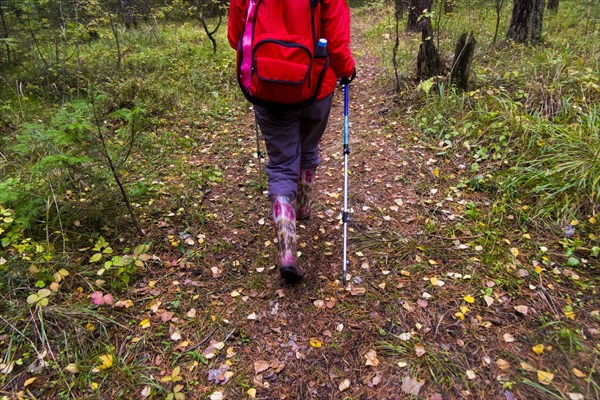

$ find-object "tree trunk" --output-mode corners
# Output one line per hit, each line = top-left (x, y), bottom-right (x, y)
(0, 0), (11, 64)
(407, 0), (432, 32)
(392, 0), (403, 91)
(416, 19), (440, 80)
(450, 32), (476, 91)
(546, 0), (558, 11)
(493, 0), (507, 45)
(531, 0), (544, 43)
(109, 13), (122, 70)
(120, 0), (137, 29)
(506, 0), (534, 43)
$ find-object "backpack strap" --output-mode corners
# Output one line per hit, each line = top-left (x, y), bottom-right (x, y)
(240, 0), (258, 94)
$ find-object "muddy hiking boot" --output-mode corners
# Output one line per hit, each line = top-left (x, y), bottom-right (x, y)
(271, 195), (305, 283)
(296, 168), (315, 220)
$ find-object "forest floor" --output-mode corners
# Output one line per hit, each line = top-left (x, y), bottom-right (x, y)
(4, 8), (599, 400)
(114, 13), (598, 400)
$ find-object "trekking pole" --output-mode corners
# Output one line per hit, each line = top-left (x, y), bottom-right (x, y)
(342, 83), (350, 287)
(254, 114), (264, 190)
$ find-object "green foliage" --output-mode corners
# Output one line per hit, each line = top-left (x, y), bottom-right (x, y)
(2, 100), (145, 230)
(401, 0), (600, 223)
(88, 237), (150, 287)
(501, 106), (600, 217)
(0, 206), (54, 276)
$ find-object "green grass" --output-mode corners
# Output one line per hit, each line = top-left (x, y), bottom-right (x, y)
(377, 0), (600, 223)
(0, 21), (241, 397)
(1, 2), (599, 399)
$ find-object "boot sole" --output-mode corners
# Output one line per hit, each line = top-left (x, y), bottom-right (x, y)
(280, 266), (304, 284)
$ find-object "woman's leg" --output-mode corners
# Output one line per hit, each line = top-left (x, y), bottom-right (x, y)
(254, 106), (304, 282)
(297, 94), (333, 219)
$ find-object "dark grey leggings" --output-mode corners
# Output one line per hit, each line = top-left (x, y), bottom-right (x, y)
(254, 93), (333, 197)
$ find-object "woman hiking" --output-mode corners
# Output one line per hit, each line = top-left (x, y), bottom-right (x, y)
(228, 0), (356, 283)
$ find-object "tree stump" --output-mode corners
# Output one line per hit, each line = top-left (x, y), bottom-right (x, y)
(450, 32), (476, 91)
(416, 20), (441, 80)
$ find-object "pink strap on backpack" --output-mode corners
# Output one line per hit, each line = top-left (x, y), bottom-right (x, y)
(240, 0), (257, 94)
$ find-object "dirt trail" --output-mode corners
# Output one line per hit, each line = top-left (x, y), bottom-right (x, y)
(142, 8), (600, 399)
(168, 7), (600, 399)
(188, 14), (442, 399)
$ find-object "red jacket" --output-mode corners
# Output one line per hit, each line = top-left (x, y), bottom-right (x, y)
(228, 0), (355, 101)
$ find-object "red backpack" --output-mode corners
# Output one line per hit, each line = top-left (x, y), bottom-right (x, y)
(236, 0), (329, 109)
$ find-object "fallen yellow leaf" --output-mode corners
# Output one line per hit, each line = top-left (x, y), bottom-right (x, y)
(414, 344), (426, 358)
(98, 354), (114, 370)
(247, 388), (257, 398)
(503, 333), (515, 343)
(572, 368), (587, 378)
(161, 366), (181, 383)
(139, 319), (151, 329)
(514, 305), (529, 315)
(364, 349), (380, 367)
(23, 377), (37, 387)
(510, 247), (520, 257)
(532, 344), (544, 355)
(537, 370), (554, 385)
(464, 295), (475, 304)
(309, 338), (322, 348)
(210, 391), (224, 400)
(254, 360), (270, 374)
(338, 378), (350, 392)
(64, 363), (78, 374)
(91, 382), (99, 390)
(564, 308), (575, 320)
(114, 299), (134, 308)
(496, 358), (510, 370)
(313, 299), (325, 308)
(520, 362), (536, 372)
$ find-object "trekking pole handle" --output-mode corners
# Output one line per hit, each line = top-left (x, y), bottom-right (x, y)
(344, 83), (349, 149)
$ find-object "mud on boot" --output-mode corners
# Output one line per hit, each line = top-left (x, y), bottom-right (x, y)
(296, 168), (315, 220)
(271, 195), (305, 283)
